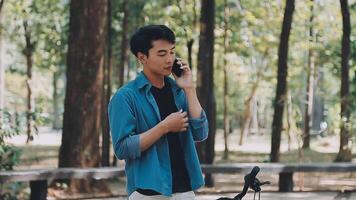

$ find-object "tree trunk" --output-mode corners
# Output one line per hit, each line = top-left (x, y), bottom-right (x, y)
(59, 0), (108, 192)
(335, 0), (352, 162)
(189, 0), (198, 70)
(111, 0), (129, 167)
(196, 0), (216, 187)
(251, 97), (259, 134)
(101, 0), (112, 167)
(187, 39), (194, 70)
(119, 0), (129, 87)
(239, 50), (269, 145)
(286, 90), (292, 151)
(23, 20), (35, 144)
(0, 0), (4, 125)
(239, 84), (257, 145)
(175, 0), (196, 70)
(270, 0), (295, 162)
(222, 0), (229, 159)
(303, 0), (315, 149)
(52, 70), (62, 130)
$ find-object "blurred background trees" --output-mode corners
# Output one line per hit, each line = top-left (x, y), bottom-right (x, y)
(1, 0), (355, 193)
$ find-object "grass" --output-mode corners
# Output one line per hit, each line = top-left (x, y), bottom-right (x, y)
(15, 145), (59, 169)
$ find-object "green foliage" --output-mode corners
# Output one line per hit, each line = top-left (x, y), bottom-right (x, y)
(0, 109), (22, 170)
(0, 109), (24, 199)
(1, 0), (355, 154)
(0, 145), (21, 170)
(4, 0), (68, 128)
(0, 182), (28, 200)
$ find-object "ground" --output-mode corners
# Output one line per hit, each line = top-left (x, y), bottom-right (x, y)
(86, 192), (356, 200)
(3, 127), (356, 199)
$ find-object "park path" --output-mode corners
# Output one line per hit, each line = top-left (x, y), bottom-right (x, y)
(84, 192), (356, 200)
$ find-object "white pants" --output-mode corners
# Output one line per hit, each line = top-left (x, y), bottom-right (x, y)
(128, 191), (195, 200)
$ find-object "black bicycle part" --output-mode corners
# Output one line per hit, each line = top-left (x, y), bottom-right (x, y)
(216, 166), (270, 200)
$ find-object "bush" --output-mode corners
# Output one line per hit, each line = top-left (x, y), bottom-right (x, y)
(0, 109), (23, 199)
(0, 145), (21, 170)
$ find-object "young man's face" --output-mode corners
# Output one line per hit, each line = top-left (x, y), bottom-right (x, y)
(139, 39), (176, 77)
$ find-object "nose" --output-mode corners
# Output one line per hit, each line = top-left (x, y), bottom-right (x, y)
(167, 54), (174, 64)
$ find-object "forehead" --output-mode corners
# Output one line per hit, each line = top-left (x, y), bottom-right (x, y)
(151, 39), (175, 51)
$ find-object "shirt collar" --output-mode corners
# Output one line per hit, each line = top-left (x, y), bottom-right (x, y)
(136, 71), (151, 89)
(136, 71), (182, 94)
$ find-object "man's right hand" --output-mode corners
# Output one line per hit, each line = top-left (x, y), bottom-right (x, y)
(161, 109), (189, 133)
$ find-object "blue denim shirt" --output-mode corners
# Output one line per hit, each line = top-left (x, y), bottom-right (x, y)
(108, 72), (209, 196)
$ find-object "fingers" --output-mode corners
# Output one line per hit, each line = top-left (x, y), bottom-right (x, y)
(180, 127), (187, 132)
(176, 110), (187, 116)
(177, 59), (190, 71)
(167, 109), (189, 132)
(180, 123), (189, 132)
(177, 58), (187, 66)
(181, 111), (187, 117)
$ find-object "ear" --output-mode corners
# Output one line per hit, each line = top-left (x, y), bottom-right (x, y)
(137, 52), (147, 65)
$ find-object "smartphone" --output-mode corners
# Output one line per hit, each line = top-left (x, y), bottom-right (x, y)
(172, 58), (184, 77)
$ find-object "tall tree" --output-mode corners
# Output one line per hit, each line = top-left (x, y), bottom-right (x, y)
(52, 69), (62, 130)
(303, 0), (315, 149)
(22, 19), (35, 144)
(0, 0), (4, 125)
(196, 0), (216, 187)
(175, 0), (198, 69)
(270, 0), (295, 162)
(239, 50), (269, 145)
(222, 0), (229, 159)
(335, 0), (352, 162)
(101, 0), (112, 167)
(111, 0), (129, 167)
(58, 0), (108, 192)
(119, 0), (129, 87)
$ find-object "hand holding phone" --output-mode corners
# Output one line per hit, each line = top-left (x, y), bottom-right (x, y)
(172, 58), (184, 77)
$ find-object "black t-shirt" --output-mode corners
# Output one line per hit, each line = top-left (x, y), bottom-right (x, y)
(137, 79), (191, 195)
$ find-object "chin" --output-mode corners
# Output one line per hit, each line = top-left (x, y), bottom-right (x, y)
(162, 71), (171, 77)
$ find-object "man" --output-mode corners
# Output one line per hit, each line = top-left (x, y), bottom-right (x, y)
(108, 25), (209, 200)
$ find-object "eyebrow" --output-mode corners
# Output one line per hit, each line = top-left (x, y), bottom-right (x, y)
(157, 46), (175, 54)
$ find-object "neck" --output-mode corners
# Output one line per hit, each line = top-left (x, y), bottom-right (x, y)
(143, 68), (165, 88)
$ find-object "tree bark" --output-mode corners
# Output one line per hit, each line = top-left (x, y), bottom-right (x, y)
(239, 83), (257, 145)
(286, 90), (292, 151)
(270, 0), (295, 162)
(119, 0), (129, 87)
(101, 0), (112, 167)
(52, 70), (62, 130)
(111, 0), (129, 167)
(239, 50), (269, 145)
(59, 0), (108, 192)
(196, 0), (216, 187)
(335, 0), (352, 162)
(23, 20), (35, 144)
(222, 0), (229, 159)
(303, 0), (315, 149)
(0, 0), (4, 125)
(175, 0), (196, 70)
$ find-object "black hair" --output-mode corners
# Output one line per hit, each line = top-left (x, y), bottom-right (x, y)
(129, 25), (175, 57)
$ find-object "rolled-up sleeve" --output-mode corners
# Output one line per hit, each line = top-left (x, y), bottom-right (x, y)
(189, 110), (209, 142)
(108, 90), (141, 160)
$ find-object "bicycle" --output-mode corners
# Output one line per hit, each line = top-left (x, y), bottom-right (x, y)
(216, 166), (270, 200)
